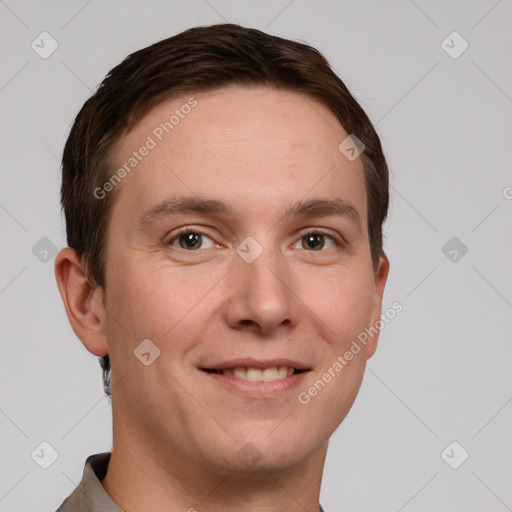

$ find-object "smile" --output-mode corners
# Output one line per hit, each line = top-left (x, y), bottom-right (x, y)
(200, 364), (311, 396)
(202, 366), (306, 382)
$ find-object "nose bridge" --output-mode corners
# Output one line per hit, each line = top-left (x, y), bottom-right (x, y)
(242, 237), (289, 299)
(250, 244), (286, 292)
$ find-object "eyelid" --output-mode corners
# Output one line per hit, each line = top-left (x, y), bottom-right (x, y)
(166, 226), (220, 249)
(165, 226), (346, 251)
(295, 227), (346, 247)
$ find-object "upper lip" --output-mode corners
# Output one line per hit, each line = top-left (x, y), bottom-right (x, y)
(201, 358), (311, 370)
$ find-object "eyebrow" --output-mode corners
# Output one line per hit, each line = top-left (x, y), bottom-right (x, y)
(137, 197), (235, 229)
(284, 197), (361, 229)
(136, 196), (362, 230)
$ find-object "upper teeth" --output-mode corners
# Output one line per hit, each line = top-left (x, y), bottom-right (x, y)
(220, 366), (294, 382)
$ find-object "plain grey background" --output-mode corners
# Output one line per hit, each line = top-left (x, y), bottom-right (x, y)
(1, 1), (511, 511)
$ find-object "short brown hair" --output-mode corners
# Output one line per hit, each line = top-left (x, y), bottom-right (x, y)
(61, 23), (389, 399)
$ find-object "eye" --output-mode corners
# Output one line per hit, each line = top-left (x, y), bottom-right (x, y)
(293, 231), (338, 251)
(168, 229), (218, 250)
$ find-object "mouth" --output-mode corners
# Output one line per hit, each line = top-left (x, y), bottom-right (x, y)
(201, 366), (307, 383)
(198, 358), (312, 396)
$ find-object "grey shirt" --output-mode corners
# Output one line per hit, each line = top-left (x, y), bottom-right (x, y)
(56, 453), (121, 512)
(56, 452), (326, 512)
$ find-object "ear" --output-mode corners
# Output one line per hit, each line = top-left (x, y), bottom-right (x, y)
(54, 247), (109, 357)
(366, 254), (390, 359)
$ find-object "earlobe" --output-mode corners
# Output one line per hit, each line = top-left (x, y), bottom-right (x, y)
(366, 254), (391, 359)
(54, 247), (109, 357)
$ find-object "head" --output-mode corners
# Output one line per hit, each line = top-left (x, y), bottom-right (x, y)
(55, 23), (389, 473)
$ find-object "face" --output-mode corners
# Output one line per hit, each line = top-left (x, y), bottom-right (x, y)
(100, 85), (388, 474)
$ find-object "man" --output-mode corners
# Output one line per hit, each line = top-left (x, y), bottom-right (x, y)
(55, 23), (390, 512)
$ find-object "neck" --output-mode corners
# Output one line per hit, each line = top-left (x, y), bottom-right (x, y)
(101, 417), (327, 512)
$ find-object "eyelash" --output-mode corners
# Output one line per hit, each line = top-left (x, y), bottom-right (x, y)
(166, 227), (343, 251)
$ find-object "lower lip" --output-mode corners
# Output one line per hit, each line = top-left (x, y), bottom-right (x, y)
(200, 370), (310, 397)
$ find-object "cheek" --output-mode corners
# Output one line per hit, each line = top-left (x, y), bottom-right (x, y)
(302, 266), (376, 347)
(108, 261), (221, 340)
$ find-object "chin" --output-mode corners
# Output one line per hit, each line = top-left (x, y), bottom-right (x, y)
(204, 429), (319, 475)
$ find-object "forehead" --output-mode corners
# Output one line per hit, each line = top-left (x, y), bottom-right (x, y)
(109, 85), (367, 226)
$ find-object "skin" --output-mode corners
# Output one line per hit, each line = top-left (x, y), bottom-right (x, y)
(55, 85), (389, 512)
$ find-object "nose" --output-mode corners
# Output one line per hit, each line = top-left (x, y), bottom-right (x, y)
(223, 241), (299, 336)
